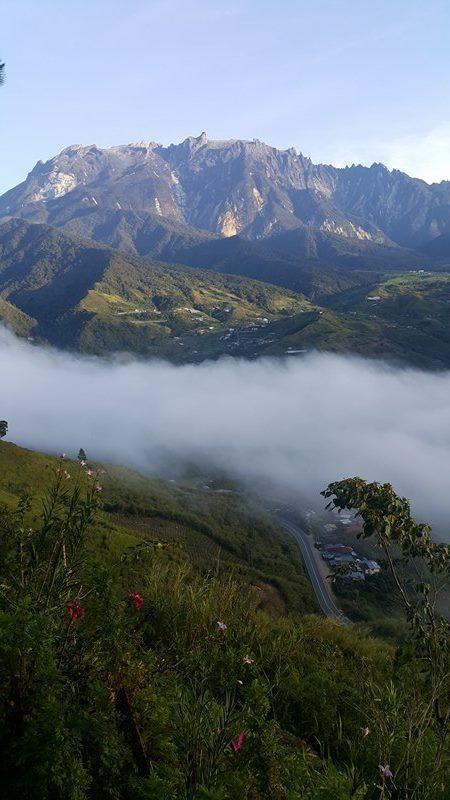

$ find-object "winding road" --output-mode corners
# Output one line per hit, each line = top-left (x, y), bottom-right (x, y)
(276, 517), (352, 626)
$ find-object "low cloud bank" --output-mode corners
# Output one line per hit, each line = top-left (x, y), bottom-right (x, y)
(0, 327), (449, 537)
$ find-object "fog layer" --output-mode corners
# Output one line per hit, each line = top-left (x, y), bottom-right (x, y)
(1, 327), (449, 535)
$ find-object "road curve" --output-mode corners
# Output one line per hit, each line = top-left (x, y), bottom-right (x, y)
(276, 517), (352, 626)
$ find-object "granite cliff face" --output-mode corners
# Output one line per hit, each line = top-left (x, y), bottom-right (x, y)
(2, 133), (450, 258)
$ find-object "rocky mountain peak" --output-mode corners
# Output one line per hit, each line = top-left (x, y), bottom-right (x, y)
(180, 131), (208, 151)
(1, 134), (450, 251)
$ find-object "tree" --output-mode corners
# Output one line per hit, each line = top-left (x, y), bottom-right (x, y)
(0, 61), (5, 86)
(322, 477), (449, 795)
(0, 421), (7, 438)
(77, 448), (87, 462)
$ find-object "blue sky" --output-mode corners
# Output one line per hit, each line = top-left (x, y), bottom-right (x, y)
(1, 0), (450, 193)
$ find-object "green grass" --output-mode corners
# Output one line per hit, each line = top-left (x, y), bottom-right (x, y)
(0, 442), (446, 799)
(0, 440), (316, 615)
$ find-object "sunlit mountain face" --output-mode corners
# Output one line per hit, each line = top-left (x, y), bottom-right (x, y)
(2, 133), (450, 259)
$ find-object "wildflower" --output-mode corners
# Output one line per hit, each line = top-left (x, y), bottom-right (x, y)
(58, 452), (66, 459)
(79, 460), (86, 467)
(243, 656), (254, 665)
(379, 764), (393, 779)
(95, 484), (102, 492)
(86, 469), (94, 478)
(66, 601), (84, 621)
(361, 726), (370, 737)
(129, 591), (144, 610)
(217, 621), (227, 632)
(63, 470), (71, 480)
(237, 679), (243, 685)
(231, 731), (245, 753)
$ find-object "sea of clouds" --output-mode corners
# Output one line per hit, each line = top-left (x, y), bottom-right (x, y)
(1, 326), (449, 537)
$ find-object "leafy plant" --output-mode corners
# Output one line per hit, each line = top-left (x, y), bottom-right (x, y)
(322, 478), (450, 799)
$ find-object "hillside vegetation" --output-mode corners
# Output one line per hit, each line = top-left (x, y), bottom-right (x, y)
(0, 440), (314, 616)
(2, 219), (450, 367)
(0, 219), (318, 360)
(0, 438), (448, 799)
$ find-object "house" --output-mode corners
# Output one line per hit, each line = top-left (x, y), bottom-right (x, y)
(346, 522), (363, 534)
(332, 553), (356, 565)
(322, 544), (353, 555)
(341, 570), (365, 582)
(361, 559), (381, 575)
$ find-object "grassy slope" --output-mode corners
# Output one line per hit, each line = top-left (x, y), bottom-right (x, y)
(320, 271), (450, 368)
(0, 219), (317, 359)
(0, 297), (35, 337)
(75, 265), (450, 367)
(0, 439), (406, 798)
(3, 219), (450, 371)
(71, 252), (313, 358)
(3, 220), (450, 367)
(0, 440), (315, 615)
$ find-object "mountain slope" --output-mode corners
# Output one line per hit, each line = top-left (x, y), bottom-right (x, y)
(3, 439), (430, 800)
(172, 224), (422, 297)
(0, 218), (315, 358)
(419, 231), (450, 259)
(0, 438), (314, 614)
(2, 219), (450, 368)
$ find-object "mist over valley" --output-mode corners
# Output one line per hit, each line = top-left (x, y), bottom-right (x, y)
(1, 325), (449, 539)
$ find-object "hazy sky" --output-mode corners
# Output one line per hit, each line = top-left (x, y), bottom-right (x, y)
(1, 0), (450, 193)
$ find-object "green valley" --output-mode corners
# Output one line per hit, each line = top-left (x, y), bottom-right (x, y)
(2, 218), (450, 368)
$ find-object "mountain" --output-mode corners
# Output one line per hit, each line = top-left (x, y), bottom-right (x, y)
(0, 218), (315, 359)
(419, 231), (450, 258)
(1, 135), (450, 264)
(171, 224), (421, 297)
(2, 218), (450, 369)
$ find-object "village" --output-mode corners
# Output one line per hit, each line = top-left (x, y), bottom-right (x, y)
(314, 538), (381, 582)
(300, 507), (382, 583)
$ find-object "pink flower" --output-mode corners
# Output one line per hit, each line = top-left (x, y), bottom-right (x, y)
(231, 731), (245, 753)
(66, 601), (84, 621)
(58, 452), (66, 459)
(217, 621), (227, 632)
(86, 469), (93, 478)
(243, 656), (254, 665)
(379, 764), (393, 779)
(80, 460), (86, 467)
(129, 592), (144, 610)
(95, 484), (102, 493)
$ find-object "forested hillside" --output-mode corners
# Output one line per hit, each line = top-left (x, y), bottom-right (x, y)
(2, 219), (450, 367)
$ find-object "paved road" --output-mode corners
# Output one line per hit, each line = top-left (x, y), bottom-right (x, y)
(276, 517), (352, 626)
